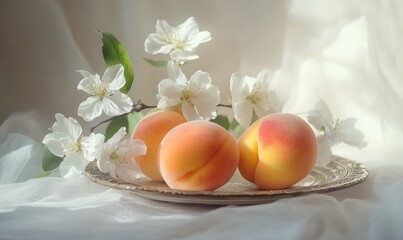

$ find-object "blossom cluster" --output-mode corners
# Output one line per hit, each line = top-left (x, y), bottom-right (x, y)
(42, 17), (366, 181)
(42, 65), (146, 180)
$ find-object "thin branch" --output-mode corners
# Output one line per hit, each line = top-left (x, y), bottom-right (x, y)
(90, 101), (157, 132)
(90, 114), (128, 133)
(90, 102), (232, 132)
(217, 103), (232, 108)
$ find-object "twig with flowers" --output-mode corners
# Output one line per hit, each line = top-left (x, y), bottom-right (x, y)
(39, 17), (367, 182)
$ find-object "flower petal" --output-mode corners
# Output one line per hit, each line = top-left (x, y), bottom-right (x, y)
(244, 75), (256, 94)
(116, 139), (147, 160)
(307, 109), (325, 132)
(155, 19), (174, 37)
(102, 64), (125, 90)
(78, 97), (103, 122)
(230, 73), (251, 105)
(315, 100), (334, 127)
(109, 163), (118, 179)
(337, 118), (367, 148)
(194, 85), (220, 120)
(177, 17), (199, 37)
(256, 69), (273, 88)
(316, 135), (333, 166)
(170, 49), (199, 63)
(59, 135), (76, 154)
(77, 70), (93, 79)
(144, 33), (174, 55)
(97, 154), (111, 174)
(82, 133), (105, 161)
(253, 105), (268, 120)
(42, 132), (65, 157)
(106, 127), (127, 151)
(115, 165), (139, 183)
(167, 61), (187, 84)
(189, 70), (211, 86)
(102, 93), (133, 117)
(59, 152), (87, 178)
(157, 79), (181, 109)
(77, 73), (101, 94)
(257, 91), (281, 113)
(158, 78), (180, 98)
(185, 31), (212, 50)
(52, 113), (82, 139)
(234, 101), (253, 128)
(182, 102), (201, 121)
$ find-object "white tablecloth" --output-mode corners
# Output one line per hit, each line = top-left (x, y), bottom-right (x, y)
(1, 117), (403, 239)
(1, 1), (403, 239)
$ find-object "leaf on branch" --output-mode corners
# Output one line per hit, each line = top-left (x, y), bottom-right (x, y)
(34, 171), (53, 178)
(229, 119), (245, 139)
(143, 58), (168, 67)
(105, 112), (145, 140)
(145, 108), (158, 116)
(210, 115), (230, 130)
(127, 112), (144, 137)
(99, 31), (134, 94)
(105, 115), (129, 141)
(42, 145), (63, 172)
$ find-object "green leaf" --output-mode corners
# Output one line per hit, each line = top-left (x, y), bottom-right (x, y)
(99, 31), (134, 94)
(210, 115), (230, 130)
(143, 58), (168, 67)
(145, 108), (158, 116)
(232, 124), (245, 139)
(105, 115), (129, 141)
(127, 112), (144, 137)
(34, 171), (53, 178)
(42, 145), (63, 172)
(229, 119), (245, 139)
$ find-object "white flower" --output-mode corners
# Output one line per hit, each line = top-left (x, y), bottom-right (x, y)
(157, 61), (220, 120)
(98, 127), (147, 182)
(307, 100), (367, 165)
(42, 113), (104, 178)
(230, 69), (281, 128)
(77, 64), (133, 122)
(145, 17), (212, 64)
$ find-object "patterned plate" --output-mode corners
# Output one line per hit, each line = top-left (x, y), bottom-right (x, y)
(85, 156), (368, 205)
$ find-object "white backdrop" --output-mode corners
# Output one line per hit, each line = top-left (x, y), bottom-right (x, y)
(1, 0), (403, 239)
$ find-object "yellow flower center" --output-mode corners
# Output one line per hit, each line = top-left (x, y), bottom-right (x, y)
(248, 87), (269, 106)
(110, 151), (128, 168)
(172, 38), (184, 49)
(166, 32), (185, 49)
(95, 86), (108, 100)
(64, 140), (82, 155)
(180, 89), (196, 103)
(72, 141), (82, 152)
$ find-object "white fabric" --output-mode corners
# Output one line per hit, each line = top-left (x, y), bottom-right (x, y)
(1, 0), (403, 239)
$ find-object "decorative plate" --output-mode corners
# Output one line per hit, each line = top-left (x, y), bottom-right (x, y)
(85, 156), (368, 205)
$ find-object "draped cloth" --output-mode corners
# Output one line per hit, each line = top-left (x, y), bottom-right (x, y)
(1, 1), (403, 239)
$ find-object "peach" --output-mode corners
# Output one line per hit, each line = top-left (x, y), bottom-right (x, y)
(132, 110), (187, 181)
(158, 120), (239, 191)
(238, 113), (317, 190)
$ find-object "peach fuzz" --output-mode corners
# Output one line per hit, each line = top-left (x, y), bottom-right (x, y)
(132, 110), (187, 181)
(158, 120), (239, 191)
(238, 113), (317, 190)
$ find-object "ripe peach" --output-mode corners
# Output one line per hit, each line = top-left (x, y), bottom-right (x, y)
(132, 110), (187, 181)
(238, 113), (317, 190)
(158, 120), (239, 191)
